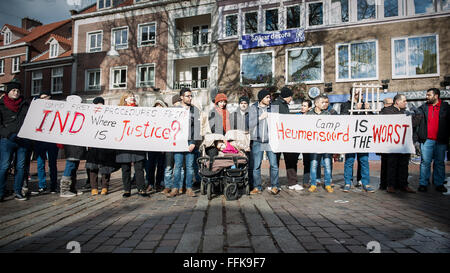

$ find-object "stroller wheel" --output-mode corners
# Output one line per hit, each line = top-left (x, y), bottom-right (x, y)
(245, 183), (250, 195)
(224, 183), (238, 201)
(200, 180), (206, 195)
(206, 183), (212, 200)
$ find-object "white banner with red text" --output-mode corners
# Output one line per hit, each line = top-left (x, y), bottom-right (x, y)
(18, 99), (190, 152)
(267, 113), (415, 154)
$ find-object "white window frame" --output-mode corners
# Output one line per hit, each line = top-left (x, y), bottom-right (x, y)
(329, 0), (350, 25)
(85, 69), (101, 91)
(240, 50), (275, 87)
(355, 0), (377, 21)
(51, 67), (63, 94)
(31, 71), (43, 96)
(391, 34), (440, 79)
(138, 22), (157, 47)
(110, 66), (127, 89)
(191, 25), (209, 46)
(285, 46), (324, 85)
(12, 57), (20, 73)
(379, 0), (403, 19)
(87, 30), (103, 53)
(0, 59), (4, 75)
(49, 42), (59, 58)
(406, 0), (441, 15)
(306, 1), (325, 28)
(190, 65), (209, 89)
(335, 39), (379, 82)
(136, 63), (156, 88)
(285, 4), (302, 30)
(224, 13), (238, 38)
(4, 30), (11, 45)
(111, 26), (129, 50)
(264, 8), (279, 32)
(244, 11), (259, 35)
(97, 0), (112, 10)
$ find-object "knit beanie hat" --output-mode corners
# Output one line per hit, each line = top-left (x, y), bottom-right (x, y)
(93, 97), (105, 105)
(214, 93), (228, 104)
(239, 96), (250, 104)
(257, 89), (270, 102)
(280, 87), (293, 98)
(5, 81), (21, 93)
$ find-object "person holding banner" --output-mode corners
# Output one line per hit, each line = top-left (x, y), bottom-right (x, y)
(297, 99), (312, 188)
(273, 87), (302, 191)
(306, 95), (333, 193)
(380, 94), (416, 194)
(249, 89), (280, 195)
(171, 88), (201, 198)
(116, 92), (148, 198)
(415, 88), (449, 193)
(340, 88), (375, 193)
(0, 80), (30, 201)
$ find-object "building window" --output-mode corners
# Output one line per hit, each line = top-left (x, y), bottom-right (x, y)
(244, 12), (258, 34)
(309, 2), (323, 26)
(330, 0), (349, 24)
(86, 69), (101, 91)
(442, 0), (450, 10)
(240, 51), (274, 86)
(12, 57), (20, 73)
(337, 40), (377, 81)
(0, 59), (4, 74)
(31, 71), (43, 96)
(225, 14), (238, 37)
(87, 31), (102, 52)
(111, 67), (127, 89)
(139, 23), (156, 46)
(286, 5), (301, 29)
(414, 0), (435, 14)
(191, 66), (208, 89)
(287, 46), (323, 84)
(358, 0), (376, 20)
(112, 27), (128, 50)
(51, 67), (63, 94)
(137, 64), (155, 87)
(50, 43), (59, 58)
(98, 0), (112, 9)
(265, 9), (278, 31)
(392, 35), (438, 78)
(193, 25), (209, 46)
(384, 0), (399, 17)
(4, 31), (11, 45)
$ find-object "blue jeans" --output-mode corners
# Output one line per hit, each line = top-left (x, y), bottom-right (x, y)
(419, 139), (446, 187)
(310, 154), (332, 186)
(251, 141), (279, 190)
(173, 150), (196, 189)
(0, 138), (28, 196)
(63, 160), (80, 179)
(344, 153), (370, 186)
(35, 142), (59, 190)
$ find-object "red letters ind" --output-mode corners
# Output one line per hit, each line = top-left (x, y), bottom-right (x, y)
(68, 112), (85, 134)
(36, 110), (52, 132)
(50, 111), (70, 133)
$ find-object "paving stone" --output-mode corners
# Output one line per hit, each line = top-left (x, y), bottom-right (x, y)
(112, 247), (133, 253)
(227, 247), (253, 253)
(155, 246), (176, 253)
(270, 227), (306, 253)
(93, 245), (116, 253)
(227, 224), (251, 247)
(119, 239), (141, 248)
(136, 241), (158, 250)
(202, 235), (224, 253)
(251, 236), (279, 253)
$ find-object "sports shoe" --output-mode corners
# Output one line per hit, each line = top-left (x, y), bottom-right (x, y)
(101, 188), (108, 195)
(325, 185), (334, 193)
(288, 184), (304, 191)
(355, 180), (362, 187)
(401, 186), (416, 193)
(386, 186), (396, 193)
(15, 193), (27, 201)
(138, 190), (149, 197)
(91, 189), (99, 196)
(31, 188), (47, 195)
(186, 188), (196, 197)
(250, 188), (261, 195)
(271, 187), (280, 195)
(436, 185), (448, 193)
(50, 189), (57, 194)
(81, 181), (91, 190)
(362, 185), (375, 193)
(167, 188), (179, 198)
(418, 185), (427, 192)
(71, 190), (83, 196)
(266, 187), (272, 192)
(342, 184), (351, 192)
(60, 191), (76, 198)
(122, 192), (131, 198)
(308, 185), (317, 192)
(161, 188), (170, 196)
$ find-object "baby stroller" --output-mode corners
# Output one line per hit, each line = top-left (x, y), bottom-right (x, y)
(197, 130), (250, 201)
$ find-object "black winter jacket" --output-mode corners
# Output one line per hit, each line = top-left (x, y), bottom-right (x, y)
(415, 100), (450, 144)
(0, 96), (30, 139)
(271, 97), (291, 114)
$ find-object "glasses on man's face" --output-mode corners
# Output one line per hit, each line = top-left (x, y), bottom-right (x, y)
(184, 95), (193, 98)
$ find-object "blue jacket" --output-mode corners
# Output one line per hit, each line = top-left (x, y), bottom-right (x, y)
(248, 101), (272, 143)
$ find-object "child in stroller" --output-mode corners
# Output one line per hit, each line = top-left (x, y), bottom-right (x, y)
(197, 130), (250, 200)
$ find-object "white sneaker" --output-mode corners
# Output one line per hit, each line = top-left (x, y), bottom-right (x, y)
(267, 187), (272, 192)
(288, 184), (304, 191)
(60, 191), (76, 198)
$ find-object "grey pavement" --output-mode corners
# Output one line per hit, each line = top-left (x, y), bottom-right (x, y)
(0, 160), (449, 253)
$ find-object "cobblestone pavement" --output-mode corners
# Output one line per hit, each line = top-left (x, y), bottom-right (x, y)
(0, 159), (449, 253)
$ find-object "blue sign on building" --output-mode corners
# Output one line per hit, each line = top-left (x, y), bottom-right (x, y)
(239, 28), (305, 50)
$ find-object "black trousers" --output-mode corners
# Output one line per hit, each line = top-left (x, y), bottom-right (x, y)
(277, 152), (299, 185)
(302, 153), (310, 184)
(385, 153), (410, 189)
(380, 154), (388, 190)
(121, 160), (145, 192)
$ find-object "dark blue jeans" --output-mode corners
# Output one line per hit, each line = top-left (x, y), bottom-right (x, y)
(344, 153), (370, 186)
(35, 142), (59, 191)
(419, 139), (446, 187)
(251, 141), (279, 190)
(0, 138), (28, 197)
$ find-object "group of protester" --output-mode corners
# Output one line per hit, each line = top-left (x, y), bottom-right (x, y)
(0, 79), (448, 202)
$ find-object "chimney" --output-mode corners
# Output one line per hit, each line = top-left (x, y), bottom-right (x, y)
(21, 17), (42, 31)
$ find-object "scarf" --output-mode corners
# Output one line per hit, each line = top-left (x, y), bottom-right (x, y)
(215, 105), (230, 134)
(3, 95), (22, 113)
(127, 102), (137, 107)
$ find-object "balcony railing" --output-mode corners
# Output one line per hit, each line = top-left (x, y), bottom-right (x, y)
(175, 32), (211, 49)
(174, 79), (208, 89)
